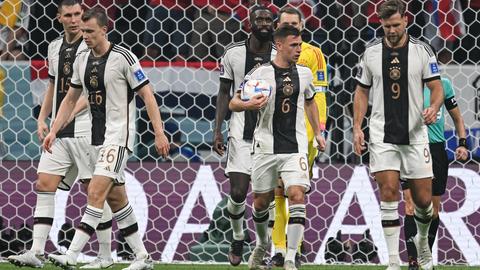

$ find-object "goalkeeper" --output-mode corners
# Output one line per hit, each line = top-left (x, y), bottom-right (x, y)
(268, 6), (328, 268)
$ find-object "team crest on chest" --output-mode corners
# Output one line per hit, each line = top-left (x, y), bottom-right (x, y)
(90, 64), (99, 88)
(63, 51), (72, 75)
(389, 67), (401, 80)
(90, 75), (98, 88)
(282, 76), (293, 96)
(63, 63), (71, 75)
(389, 55), (401, 80)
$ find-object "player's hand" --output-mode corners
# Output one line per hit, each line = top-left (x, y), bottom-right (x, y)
(423, 106), (438, 125)
(213, 132), (225, 156)
(37, 121), (49, 142)
(353, 128), (366, 156)
(42, 132), (56, 153)
(315, 133), (326, 152)
(155, 132), (170, 159)
(455, 146), (468, 161)
(245, 94), (268, 110)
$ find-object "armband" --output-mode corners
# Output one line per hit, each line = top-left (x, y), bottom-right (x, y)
(444, 97), (457, 110)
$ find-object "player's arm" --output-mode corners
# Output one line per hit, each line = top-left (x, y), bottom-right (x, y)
(137, 84), (169, 158)
(352, 50), (372, 156)
(43, 86), (83, 153)
(446, 101), (468, 161)
(213, 79), (232, 156)
(305, 47), (329, 128)
(37, 80), (54, 142)
(64, 96), (89, 128)
(353, 84), (369, 156)
(305, 96), (326, 151)
(229, 90), (267, 112)
(423, 79), (444, 125)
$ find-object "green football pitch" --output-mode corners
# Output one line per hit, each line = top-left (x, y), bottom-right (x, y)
(0, 263), (476, 270)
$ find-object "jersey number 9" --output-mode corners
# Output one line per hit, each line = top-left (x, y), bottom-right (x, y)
(391, 83), (400, 99)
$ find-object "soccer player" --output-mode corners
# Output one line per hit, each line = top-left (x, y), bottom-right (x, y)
(353, 1), (443, 270)
(7, 1), (113, 269)
(230, 25), (326, 270)
(43, 7), (169, 270)
(212, 5), (275, 266)
(269, 7), (329, 267)
(402, 77), (468, 269)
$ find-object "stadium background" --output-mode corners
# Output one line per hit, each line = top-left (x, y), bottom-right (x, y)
(0, 0), (480, 267)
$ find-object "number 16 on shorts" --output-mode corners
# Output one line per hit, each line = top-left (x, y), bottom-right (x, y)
(94, 145), (130, 184)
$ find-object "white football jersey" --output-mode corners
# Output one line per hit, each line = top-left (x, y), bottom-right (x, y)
(356, 36), (441, 145)
(47, 36), (90, 138)
(70, 44), (149, 151)
(246, 62), (315, 154)
(220, 39), (276, 141)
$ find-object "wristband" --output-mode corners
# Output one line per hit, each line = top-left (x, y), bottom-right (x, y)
(458, 138), (467, 148)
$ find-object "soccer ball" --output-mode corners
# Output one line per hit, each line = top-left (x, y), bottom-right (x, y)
(241, 79), (272, 101)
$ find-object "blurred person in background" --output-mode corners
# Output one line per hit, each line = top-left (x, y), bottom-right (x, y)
(0, 0), (31, 60)
(190, 0), (245, 61)
(143, 0), (191, 61)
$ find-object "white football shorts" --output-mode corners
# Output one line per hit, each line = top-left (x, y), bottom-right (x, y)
(93, 144), (129, 184)
(37, 136), (96, 190)
(251, 153), (310, 195)
(369, 142), (433, 180)
(225, 136), (252, 176)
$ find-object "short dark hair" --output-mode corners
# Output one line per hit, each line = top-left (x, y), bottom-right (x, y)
(277, 6), (303, 23)
(57, 0), (81, 14)
(82, 7), (108, 27)
(378, 0), (406, 20)
(273, 24), (301, 41)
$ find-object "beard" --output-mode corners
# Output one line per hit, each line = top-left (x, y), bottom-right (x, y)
(251, 26), (273, 42)
(387, 31), (405, 47)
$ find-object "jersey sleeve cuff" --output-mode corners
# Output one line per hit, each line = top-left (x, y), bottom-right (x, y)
(423, 75), (441, 83)
(356, 80), (371, 89)
(69, 82), (82, 89)
(48, 74), (55, 80)
(132, 80), (150, 92)
(220, 77), (233, 83)
(306, 92), (316, 101)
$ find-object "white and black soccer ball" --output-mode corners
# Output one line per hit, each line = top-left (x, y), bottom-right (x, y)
(241, 79), (272, 101)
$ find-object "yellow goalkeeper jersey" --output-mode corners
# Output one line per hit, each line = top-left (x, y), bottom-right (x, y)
(298, 42), (328, 136)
